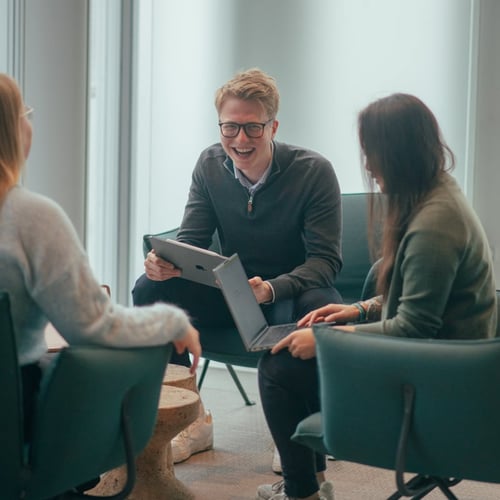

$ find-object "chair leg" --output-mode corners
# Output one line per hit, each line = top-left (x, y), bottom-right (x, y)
(387, 475), (437, 500)
(434, 478), (461, 500)
(225, 364), (255, 406)
(197, 358), (210, 390)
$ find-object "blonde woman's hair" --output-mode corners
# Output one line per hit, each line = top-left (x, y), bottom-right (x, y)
(214, 68), (280, 120)
(0, 73), (24, 200)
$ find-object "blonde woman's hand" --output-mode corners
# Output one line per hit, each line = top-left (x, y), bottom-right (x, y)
(144, 250), (182, 281)
(297, 304), (361, 327)
(173, 324), (201, 374)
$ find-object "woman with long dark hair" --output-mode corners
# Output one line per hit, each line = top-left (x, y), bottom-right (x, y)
(256, 93), (496, 500)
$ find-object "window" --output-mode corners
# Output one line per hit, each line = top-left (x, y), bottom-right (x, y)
(129, 0), (477, 286)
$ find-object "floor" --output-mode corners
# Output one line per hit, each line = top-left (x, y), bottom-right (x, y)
(174, 364), (500, 500)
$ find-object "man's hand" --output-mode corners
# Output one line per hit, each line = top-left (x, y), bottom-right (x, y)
(248, 276), (273, 304)
(144, 250), (182, 281)
(271, 328), (317, 359)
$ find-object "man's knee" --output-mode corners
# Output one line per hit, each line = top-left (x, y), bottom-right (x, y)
(132, 273), (166, 306)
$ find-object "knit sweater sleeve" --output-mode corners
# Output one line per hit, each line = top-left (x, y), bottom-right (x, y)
(13, 189), (190, 349)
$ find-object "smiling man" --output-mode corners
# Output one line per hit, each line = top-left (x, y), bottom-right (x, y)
(132, 68), (343, 468)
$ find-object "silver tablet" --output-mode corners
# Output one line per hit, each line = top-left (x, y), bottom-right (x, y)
(148, 237), (227, 288)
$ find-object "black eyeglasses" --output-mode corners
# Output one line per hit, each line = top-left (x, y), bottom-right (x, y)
(218, 119), (273, 138)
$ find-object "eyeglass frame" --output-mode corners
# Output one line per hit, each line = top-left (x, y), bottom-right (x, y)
(22, 105), (34, 120)
(218, 119), (274, 138)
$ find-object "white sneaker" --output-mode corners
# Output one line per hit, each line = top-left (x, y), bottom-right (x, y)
(256, 480), (334, 500)
(256, 480), (284, 500)
(272, 446), (282, 474)
(171, 407), (213, 463)
(319, 480), (335, 500)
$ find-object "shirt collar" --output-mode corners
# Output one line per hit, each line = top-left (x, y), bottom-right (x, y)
(229, 142), (275, 192)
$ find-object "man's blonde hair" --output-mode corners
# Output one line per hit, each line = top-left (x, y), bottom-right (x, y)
(215, 68), (280, 119)
(0, 73), (24, 200)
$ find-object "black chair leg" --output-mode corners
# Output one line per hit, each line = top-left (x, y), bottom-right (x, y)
(197, 358), (210, 390)
(387, 475), (437, 500)
(225, 364), (255, 406)
(197, 359), (255, 406)
(434, 478), (460, 500)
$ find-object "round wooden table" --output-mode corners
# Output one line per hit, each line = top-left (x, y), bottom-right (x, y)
(89, 365), (200, 499)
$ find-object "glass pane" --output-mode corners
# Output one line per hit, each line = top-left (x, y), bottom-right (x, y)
(86, 0), (122, 293)
(0, 0), (8, 72)
(130, 0), (475, 284)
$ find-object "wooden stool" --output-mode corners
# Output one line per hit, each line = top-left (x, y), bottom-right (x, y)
(163, 363), (197, 392)
(90, 370), (200, 499)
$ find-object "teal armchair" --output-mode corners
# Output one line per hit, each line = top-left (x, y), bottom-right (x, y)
(0, 291), (172, 500)
(143, 227), (262, 405)
(292, 314), (500, 499)
(142, 192), (380, 406)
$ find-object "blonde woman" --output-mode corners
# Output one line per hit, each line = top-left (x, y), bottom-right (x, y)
(0, 73), (201, 445)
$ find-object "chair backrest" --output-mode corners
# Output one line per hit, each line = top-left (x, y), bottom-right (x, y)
(24, 343), (172, 499)
(496, 289), (500, 337)
(335, 192), (381, 304)
(314, 327), (500, 484)
(0, 290), (172, 499)
(0, 291), (25, 499)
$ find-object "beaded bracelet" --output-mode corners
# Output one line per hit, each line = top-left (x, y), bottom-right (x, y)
(351, 302), (367, 322)
(366, 297), (382, 322)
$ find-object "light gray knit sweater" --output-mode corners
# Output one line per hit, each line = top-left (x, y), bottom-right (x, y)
(0, 186), (190, 366)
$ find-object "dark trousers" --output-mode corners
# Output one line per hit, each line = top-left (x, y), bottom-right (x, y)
(259, 351), (324, 498)
(132, 273), (342, 366)
(133, 273), (341, 496)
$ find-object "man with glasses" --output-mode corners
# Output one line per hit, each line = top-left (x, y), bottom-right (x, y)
(132, 68), (342, 470)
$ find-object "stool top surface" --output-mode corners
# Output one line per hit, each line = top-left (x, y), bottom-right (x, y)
(159, 385), (199, 409)
(163, 363), (196, 384)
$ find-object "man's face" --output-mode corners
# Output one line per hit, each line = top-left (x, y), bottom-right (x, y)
(219, 97), (278, 180)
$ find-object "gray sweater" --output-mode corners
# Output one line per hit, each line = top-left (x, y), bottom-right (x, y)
(0, 186), (190, 366)
(178, 141), (343, 301)
(354, 174), (497, 339)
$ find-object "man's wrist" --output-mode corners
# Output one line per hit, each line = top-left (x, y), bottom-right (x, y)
(263, 281), (276, 304)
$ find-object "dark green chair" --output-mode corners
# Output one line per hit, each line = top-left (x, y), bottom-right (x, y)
(292, 319), (500, 499)
(142, 192), (380, 406)
(143, 227), (262, 406)
(0, 290), (172, 500)
(335, 192), (381, 304)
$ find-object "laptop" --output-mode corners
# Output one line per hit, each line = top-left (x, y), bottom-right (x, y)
(213, 253), (299, 351)
(148, 237), (227, 288)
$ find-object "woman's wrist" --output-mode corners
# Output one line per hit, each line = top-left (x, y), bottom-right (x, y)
(351, 302), (367, 322)
(366, 297), (382, 321)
